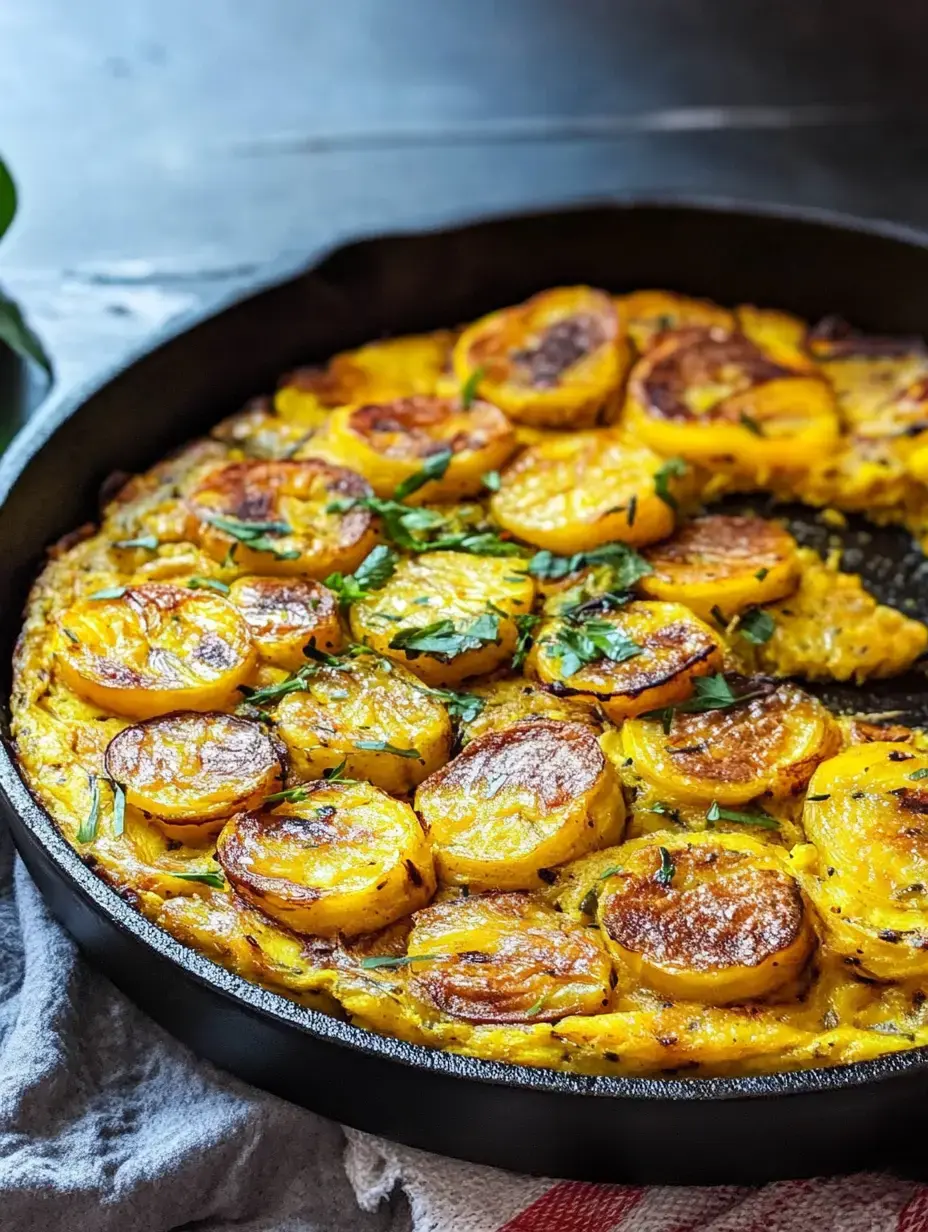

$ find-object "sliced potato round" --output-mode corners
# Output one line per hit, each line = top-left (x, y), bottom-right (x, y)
(531, 601), (724, 723)
(452, 286), (629, 428)
(350, 551), (535, 686)
(104, 712), (283, 835)
(415, 719), (624, 890)
(274, 655), (452, 794)
(406, 891), (613, 1023)
(460, 677), (602, 745)
(188, 459), (379, 578)
(490, 430), (681, 553)
(216, 779), (435, 937)
(801, 743), (928, 979)
(615, 289), (736, 354)
(598, 832), (815, 1003)
(55, 583), (257, 718)
(622, 327), (839, 474)
(623, 679), (840, 806)
(639, 514), (800, 621)
(228, 576), (344, 670)
(317, 394), (516, 500)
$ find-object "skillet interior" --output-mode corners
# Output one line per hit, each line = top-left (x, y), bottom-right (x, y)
(3, 201), (928, 1184)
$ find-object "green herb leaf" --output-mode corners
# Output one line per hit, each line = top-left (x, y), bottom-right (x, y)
(264, 785), (313, 804)
(89, 585), (127, 601)
(204, 514), (300, 560)
(61, 627), (79, 644)
(526, 542), (652, 589)
(626, 494), (637, 527)
(643, 673), (768, 733)
(114, 534), (159, 551)
(390, 612), (501, 662)
(754, 567), (769, 581)
(656, 845), (675, 885)
(171, 869), (226, 889)
(648, 800), (681, 823)
(710, 604), (729, 631)
(460, 365), (486, 410)
(414, 684), (485, 724)
(909, 768), (928, 781)
(359, 953), (441, 970)
(806, 793), (831, 802)
(323, 758), (349, 782)
(544, 618), (641, 678)
(525, 994), (548, 1017)
(512, 613), (541, 671)
(188, 576), (231, 595)
(739, 411), (765, 437)
(482, 470), (502, 492)
(331, 494), (520, 557)
(578, 887), (600, 915)
(77, 774), (100, 843)
(110, 780), (126, 838)
(239, 664), (315, 707)
(325, 544), (399, 607)
(597, 866), (623, 881)
(706, 800), (780, 829)
(738, 608), (776, 644)
(653, 457), (688, 511)
(0, 157), (15, 242)
(354, 740), (421, 758)
(0, 287), (53, 377)
(394, 449), (454, 502)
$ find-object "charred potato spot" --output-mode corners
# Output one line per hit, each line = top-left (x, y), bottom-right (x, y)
(802, 744), (928, 979)
(599, 834), (814, 1003)
(415, 719), (625, 890)
(461, 677), (603, 746)
(623, 327), (839, 475)
(228, 577), (344, 670)
(615, 289), (736, 354)
(453, 287), (629, 428)
(55, 583), (257, 718)
(317, 395), (516, 501)
(275, 656), (451, 794)
(350, 551), (535, 686)
(532, 601), (724, 723)
(640, 515), (800, 620)
(491, 430), (680, 553)
(189, 459), (379, 578)
(216, 780), (435, 937)
(623, 680), (840, 806)
(104, 712), (283, 832)
(407, 892), (613, 1023)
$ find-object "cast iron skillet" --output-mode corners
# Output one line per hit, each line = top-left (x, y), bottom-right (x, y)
(3, 201), (928, 1186)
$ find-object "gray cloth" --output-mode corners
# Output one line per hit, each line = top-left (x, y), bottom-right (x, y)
(0, 826), (410, 1232)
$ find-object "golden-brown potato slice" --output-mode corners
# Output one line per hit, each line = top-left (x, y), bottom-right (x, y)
(104, 712), (284, 837)
(615, 289), (735, 354)
(598, 832), (815, 1003)
(736, 305), (813, 370)
(315, 395), (516, 501)
(639, 514), (800, 621)
(55, 583), (257, 719)
(275, 331), (456, 425)
(490, 430), (682, 553)
(452, 287), (629, 428)
(415, 719), (624, 890)
(622, 679), (840, 806)
(350, 551), (535, 686)
(460, 677), (602, 745)
(188, 459), (379, 578)
(800, 743), (928, 979)
(216, 779), (435, 937)
(744, 548), (928, 682)
(530, 601), (724, 723)
(622, 327), (839, 476)
(406, 891), (613, 1023)
(211, 397), (313, 460)
(274, 654), (452, 794)
(228, 577), (344, 670)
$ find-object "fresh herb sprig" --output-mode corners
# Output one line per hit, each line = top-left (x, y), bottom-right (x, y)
(653, 458), (688, 510)
(512, 613), (541, 671)
(643, 673), (769, 733)
(204, 514), (301, 561)
(77, 773), (101, 843)
(738, 608), (776, 645)
(390, 612), (500, 662)
(656, 845), (675, 885)
(706, 800), (779, 830)
(544, 618), (641, 678)
(324, 544), (398, 608)
(393, 450), (453, 502)
(171, 869), (226, 889)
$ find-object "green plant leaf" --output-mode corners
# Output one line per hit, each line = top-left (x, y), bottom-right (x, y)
(0, 288), (53, 377)
(0, 157), (16, 242)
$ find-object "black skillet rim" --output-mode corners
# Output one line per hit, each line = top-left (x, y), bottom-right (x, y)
(4, 194), (928, 1106)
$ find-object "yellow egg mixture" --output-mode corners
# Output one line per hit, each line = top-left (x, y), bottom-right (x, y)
(12, 286), (928, 1078)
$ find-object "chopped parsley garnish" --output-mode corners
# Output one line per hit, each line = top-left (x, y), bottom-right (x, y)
(525, 995), (548, 1017)
(648, 800), (681, 823)
(359, 953), (441, 970)
(204, 514), (300, 561)
(328, 494), (520, 557)
(709, 604), (729, 631)
(656, 845), (675, 885)
(89, 585), (127, 601)
(171, 869), (226, 889)
(354, 740), (421, 759)
(544, 618), (641, 678)
(626, 494), (637, 527)
(526, 542), (651, 589)
(643, 673), (767, 733)
(909, 768), (928, 781)
(239, 664), (315, 707)
(61, 627), (79, 644)
(188, 576), (230, 595)
(77, 774), (100, 843)
(460, 365), (485, 410)
(653, 457), (687, 510)
(512, 613), (541, 671)
(110, 780), (126, 837)
(113, 533), (159, 551)
(324, 544), (398, 608)
(706, 800), (779, 830)
(738, 608), (776, 644)
(414, 684), (485, 724)
(578, 888), (599, 915)
(598, 866), (623, 881)
(264, 785), (313, 804)
(482, 470), (502, 492)
(322, 758), (349, 782)
(390, 612), (501, 662)
(393, 450), (454, 502)
(754, 567), (769, 581)
(806, 793), (831, 802)
(738, 411), (764, 436)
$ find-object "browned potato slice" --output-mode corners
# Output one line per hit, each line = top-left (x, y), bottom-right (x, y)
(317, 394), (517, 500)
(530, 601), (724, 723)
(188, 458), (379, 578)
(615, 289), (735, 354)
(452, 287), (630, 428)
(55, 583), (257, 719)
(639, 514), (800, 621)
(460, 677), (602, 745)
(598, 833), (815, 1003)
(622, 679), (840, 806)
(415, 719), (624, 890)
(274, 655), (452, 794)
(104, 712), (283, 836)
(406, 891), (613, 1023)
(211, 397), (313, 460)
(217, 779), (435, 937)
(228, 577), (344, 670)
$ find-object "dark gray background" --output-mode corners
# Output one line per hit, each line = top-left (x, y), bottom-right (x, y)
(3, 0), (928, 391)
